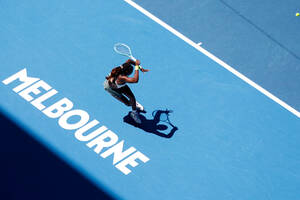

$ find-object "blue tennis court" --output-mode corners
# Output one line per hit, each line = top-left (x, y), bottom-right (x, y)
(1, 1), (300, 199)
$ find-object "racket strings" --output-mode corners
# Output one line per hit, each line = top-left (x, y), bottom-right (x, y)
(152, 110), (169, 122)
(114, 43), (132, 57)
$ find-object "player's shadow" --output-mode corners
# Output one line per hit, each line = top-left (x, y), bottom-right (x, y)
(123, 109), (178, 138)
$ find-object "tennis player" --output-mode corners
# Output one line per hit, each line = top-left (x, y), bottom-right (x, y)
(104, 59), (149, 123)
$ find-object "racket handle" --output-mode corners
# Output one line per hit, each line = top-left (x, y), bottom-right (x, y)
(130, 56), (136, 61)
(131, 56), (143, 70)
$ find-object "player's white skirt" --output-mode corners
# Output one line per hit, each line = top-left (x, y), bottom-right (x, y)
(103, 80), (123, 99)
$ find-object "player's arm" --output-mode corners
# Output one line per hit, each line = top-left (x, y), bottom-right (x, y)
(119, 71), (139, 83)
(140, 68), (149, 73)
(126, 59), (149, 73)
(119, 60), (141, 83)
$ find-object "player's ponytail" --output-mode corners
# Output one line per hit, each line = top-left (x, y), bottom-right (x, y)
(106, 62), (134, 80)
(106, 66), (123, 80)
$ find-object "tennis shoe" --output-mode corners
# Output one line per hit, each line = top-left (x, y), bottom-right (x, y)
(136, 101), (146, 113)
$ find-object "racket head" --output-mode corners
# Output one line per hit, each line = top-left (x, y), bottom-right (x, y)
(152, 110), (169, 122)
(114, 43), (133, 58)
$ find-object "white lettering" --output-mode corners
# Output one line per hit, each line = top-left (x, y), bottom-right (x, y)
(115, 151), (150, 175)
(101, 140), (136, 165)
(58, 109), (89, 130)
(19, 80), (52, 101)
(75, 120), (108, 141)
(2, 69), (150, 175)
(43, 98), (73, 118)
(31, 89), (58, 110)
(86, 130), (118, 154)
(2, 68), (39, 92)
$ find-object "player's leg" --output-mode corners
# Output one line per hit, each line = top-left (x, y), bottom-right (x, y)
(103, 80), (130, 106)
(119, 85), (137, 110)
(119, 86), (146, 113)
(120, 86), (142, 123)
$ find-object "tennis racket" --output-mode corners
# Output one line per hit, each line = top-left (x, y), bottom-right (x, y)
(114, 43), (143, 68)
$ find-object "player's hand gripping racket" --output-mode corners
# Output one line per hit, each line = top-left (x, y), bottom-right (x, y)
(114, 43), (143, 69)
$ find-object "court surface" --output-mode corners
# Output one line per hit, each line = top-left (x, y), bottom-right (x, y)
(1, 1), (300, 200)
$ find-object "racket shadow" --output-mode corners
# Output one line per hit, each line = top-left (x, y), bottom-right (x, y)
(123, 109), (178, 138)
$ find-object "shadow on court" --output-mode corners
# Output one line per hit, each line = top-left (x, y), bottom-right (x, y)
(123, 109), (178, 138)
(0, 112), (114, 200)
